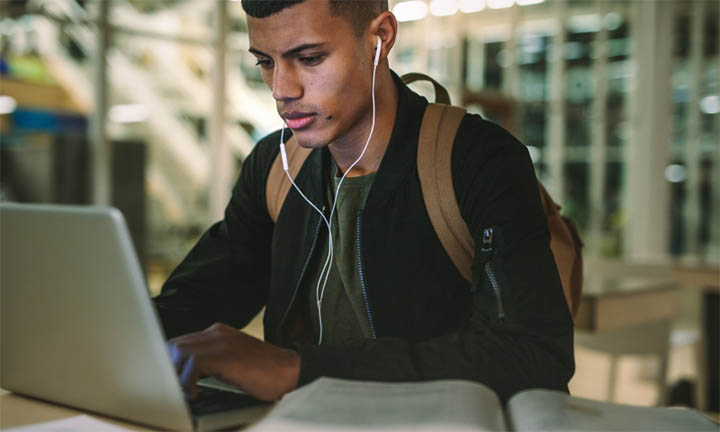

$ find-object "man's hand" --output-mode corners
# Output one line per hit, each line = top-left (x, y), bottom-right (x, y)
(167, 323), (300, 401)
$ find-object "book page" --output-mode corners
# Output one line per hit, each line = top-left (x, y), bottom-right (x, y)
(248, 378), (507, 431)
(5, 415), (133, 432)
(507, 389), (717, 431)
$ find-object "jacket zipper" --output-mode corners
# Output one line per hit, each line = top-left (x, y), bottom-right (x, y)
(481, 227), (505, 322)
(356, 211), (377, 339)
(276, 209), (325, 342)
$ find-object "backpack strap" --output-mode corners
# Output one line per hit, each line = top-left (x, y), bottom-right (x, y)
(419, 102), (582, 317)
(402, 73), (452, 105)
(266, 135), (312, 222)
(417, 103), (473, 282)
(538, 184), (584, 317)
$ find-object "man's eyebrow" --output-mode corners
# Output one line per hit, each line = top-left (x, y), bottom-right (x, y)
(249, 43), (327, 58)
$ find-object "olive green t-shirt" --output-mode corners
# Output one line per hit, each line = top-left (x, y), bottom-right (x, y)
(305, 160), (375, 344)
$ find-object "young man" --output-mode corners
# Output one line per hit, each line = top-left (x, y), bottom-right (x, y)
(154, 0), (574, 403)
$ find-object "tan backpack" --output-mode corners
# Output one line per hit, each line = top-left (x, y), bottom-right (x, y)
(265, 74), (583, 319)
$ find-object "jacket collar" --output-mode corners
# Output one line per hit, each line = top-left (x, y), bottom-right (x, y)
(299, 70), (429, 210)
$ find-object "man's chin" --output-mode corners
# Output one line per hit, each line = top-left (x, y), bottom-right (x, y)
(293, 132), (331, 150)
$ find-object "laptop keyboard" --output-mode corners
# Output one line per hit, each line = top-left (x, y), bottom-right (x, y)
(188, 385), (268, 416)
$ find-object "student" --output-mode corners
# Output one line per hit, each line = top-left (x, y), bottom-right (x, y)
(154, 0), (574, 403)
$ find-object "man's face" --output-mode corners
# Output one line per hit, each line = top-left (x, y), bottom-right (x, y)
(247, 0), (374, 149)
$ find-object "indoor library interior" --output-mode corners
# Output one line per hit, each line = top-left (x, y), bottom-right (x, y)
(1, 0), (718, 430)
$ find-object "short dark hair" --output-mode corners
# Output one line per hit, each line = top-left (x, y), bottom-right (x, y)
(241, 0), (388, 37)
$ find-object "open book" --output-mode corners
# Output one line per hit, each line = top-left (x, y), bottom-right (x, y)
(248, 378), (716, 431)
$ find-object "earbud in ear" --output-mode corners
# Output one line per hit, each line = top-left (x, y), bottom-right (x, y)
(374, 36), (382, 66)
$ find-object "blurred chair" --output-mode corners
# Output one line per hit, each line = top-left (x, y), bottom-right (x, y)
(574, 269), (680, 405)
(575, 319), (675, 404)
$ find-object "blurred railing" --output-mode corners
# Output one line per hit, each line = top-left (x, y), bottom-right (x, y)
(24, 0), (276, 259)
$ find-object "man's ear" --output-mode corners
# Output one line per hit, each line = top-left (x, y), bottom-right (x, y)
(368, 11), (398, 64)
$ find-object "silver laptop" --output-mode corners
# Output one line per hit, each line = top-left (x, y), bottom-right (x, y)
(0, 203), (270, 431)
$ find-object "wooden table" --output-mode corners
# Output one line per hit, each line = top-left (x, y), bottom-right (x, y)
(2, 272), (709, 429)
(0, 389), (152, 431)
(574, 277), (680, 331)
(672, 264), (720, 292)
(672, 263), (720, 413)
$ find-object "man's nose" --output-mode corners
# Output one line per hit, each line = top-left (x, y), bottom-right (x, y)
(271, 66), (302, 102)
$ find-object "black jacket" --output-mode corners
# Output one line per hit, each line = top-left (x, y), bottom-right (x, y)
(154, 72), (575, 402)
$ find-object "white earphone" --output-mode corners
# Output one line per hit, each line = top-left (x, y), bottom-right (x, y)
(279, 35), (382, 344)
(374, 35), (382, 66)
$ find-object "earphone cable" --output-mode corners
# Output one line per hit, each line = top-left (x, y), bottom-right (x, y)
(280, 124), (331, 230)
(279, 43), (380, 345)
(315, 52), (379, 344)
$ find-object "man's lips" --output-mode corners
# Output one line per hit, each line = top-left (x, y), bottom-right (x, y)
(282, 112), (317, 130)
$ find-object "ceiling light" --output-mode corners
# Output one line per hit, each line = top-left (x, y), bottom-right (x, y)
(0, 95), (17, 115)
(568, 14), (602, 33)
(430, 0), (458, 16)
(700, 94), (720, 115)
(393, 1), (429, 22)
(604, 11), (623, 31)
(109, 104), (149, 124)
(487, 0), (514, 10)
(459, 0), (485, 13)
(664, 164), (687, 183)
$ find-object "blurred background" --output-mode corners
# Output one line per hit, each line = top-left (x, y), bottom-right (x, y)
(0, 0), (718, 416)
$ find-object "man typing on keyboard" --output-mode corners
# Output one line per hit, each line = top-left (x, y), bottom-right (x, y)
(154, 0), (574, 404)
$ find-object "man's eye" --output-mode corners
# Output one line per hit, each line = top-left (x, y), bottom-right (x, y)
(299, 55), (323, 65)
(255, 59), (273, 69)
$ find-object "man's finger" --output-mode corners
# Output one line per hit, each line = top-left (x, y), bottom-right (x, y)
(168, 323), (231, 345)
(167, 334), (221, 363)
(179, 354), (200, 399)
(167, 341), (187, 375)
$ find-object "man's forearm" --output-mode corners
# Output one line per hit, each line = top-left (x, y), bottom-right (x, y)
(295, 324), (573, 402)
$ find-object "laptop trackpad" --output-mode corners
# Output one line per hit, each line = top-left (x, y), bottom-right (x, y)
(190, 378), (267, 417)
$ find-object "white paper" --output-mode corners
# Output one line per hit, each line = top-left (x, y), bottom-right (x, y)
(507, 389), (718, 431)
(5, 415), (133, 432)
(248, 377), (507, 431)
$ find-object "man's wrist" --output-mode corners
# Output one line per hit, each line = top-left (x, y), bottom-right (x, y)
(282, 348), (301, 393)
